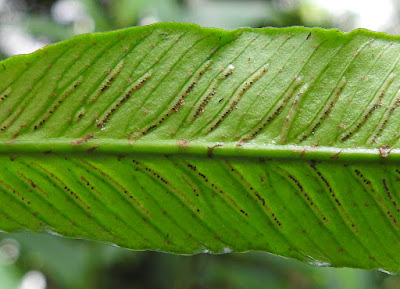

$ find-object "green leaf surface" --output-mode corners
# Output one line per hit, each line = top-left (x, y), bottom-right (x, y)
(1, 23), (400, 273)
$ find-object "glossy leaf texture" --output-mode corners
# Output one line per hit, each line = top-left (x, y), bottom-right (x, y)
(1, 23), (400, 273)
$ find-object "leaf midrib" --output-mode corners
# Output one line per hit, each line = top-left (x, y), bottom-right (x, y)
(0, 139), (396, 162)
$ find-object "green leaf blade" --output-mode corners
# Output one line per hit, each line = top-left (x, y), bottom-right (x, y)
(2, 23), (400, 273)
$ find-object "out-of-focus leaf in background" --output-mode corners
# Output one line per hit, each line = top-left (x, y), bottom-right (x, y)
(2, 0), (400, 288)
(0, 0), (358, 60)
(3, 231), (400, 289)
(2, 0), (399, 60)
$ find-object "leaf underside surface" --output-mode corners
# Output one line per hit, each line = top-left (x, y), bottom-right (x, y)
(2, 23), (400, 273)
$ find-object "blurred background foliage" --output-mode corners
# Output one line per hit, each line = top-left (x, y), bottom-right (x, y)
(1, 0), (400, 59)
(1, 0), (400, 288)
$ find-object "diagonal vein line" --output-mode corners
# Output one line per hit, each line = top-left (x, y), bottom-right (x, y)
(181, 159), (281, 249)
(5, 159), (108, 238)
(270, 166), (344, 259)
(175, 36), (262, 134)
(81, 31), (187, 137)
(83, 32), (155, 107)
(349, 168), (400, 267)
(0, 182), (51, 228)
(306, 163), (386, 264)
(22, 42), (104, 133)
(201, 63), (269, 135)
(59, 34), (152, 136)
(350, 167), (400, 248)
(237, 36), (310, 129)
(292, 38), (374, 142)
(126, 32), (208, 134)
(26, 160), (124, 242)
(169, 158), (239, 249)
(0, 198), (26, 228)
(367, 52), (400, 144)
(118, 34), (186, 136)
(124, 32), (190, 129)
(220, 161), (305, 249)
(137, 52), (213, 137)
(69, 158), (164, 247)
(339, 42), (396, 142)
(0, 46), (71, 128)
(117, 35), (210, 137)
(129, 158), (232, 249)
(0, 51), (48, 97)
(128, 172), (190, 248)
(175, 34), (265, 136)
(237, 35), (316, 141)
(186, 35), (266, 136)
